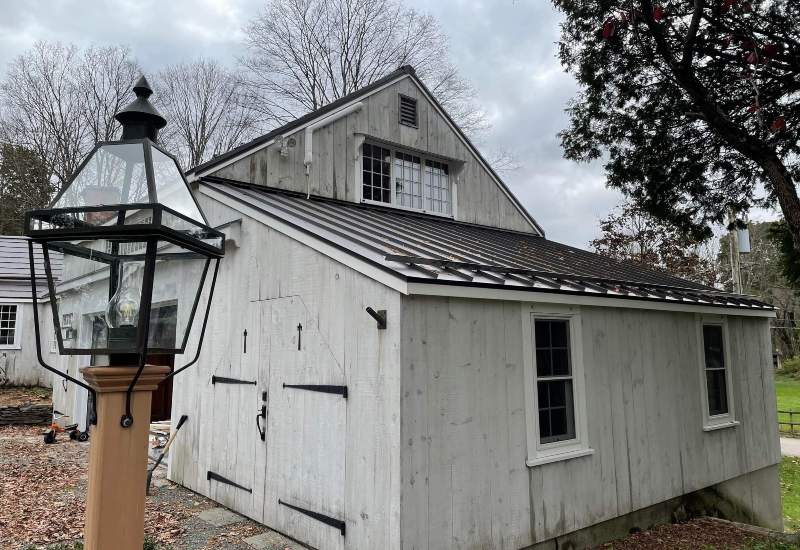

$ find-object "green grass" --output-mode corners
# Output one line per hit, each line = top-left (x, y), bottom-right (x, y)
(776, 374), (800, 412)
(782, 456), (800, 532)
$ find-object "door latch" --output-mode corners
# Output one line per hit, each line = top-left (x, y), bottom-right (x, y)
(256, 391), (267, 441)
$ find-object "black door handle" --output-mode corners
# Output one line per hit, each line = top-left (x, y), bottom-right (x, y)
(256, 405), (266, 441)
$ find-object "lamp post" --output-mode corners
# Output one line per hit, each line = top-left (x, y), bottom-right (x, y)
(24, 76), (224, 550)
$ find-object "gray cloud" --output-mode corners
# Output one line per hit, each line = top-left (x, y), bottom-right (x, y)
(0, 0), (621, 248)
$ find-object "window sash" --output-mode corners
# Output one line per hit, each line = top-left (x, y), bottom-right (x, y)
(361, 142), (451, 215)
(533, 318), (576, 445)
(701, 324), (729, 417)
(0, 304), (19, 347)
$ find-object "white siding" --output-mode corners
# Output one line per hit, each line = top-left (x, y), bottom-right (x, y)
(169, 194), (404, 550)
(211, 76), (536, 234)
(399, 296), (780, 549)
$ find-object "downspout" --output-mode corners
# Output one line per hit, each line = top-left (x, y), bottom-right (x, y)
(294, 101), (364, 199)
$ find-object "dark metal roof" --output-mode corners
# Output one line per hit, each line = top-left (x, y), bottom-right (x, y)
(0, 236), (61, 299)
(200, 177), (773, 312)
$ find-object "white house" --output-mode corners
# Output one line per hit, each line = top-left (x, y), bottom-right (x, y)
(49, 66), (782, 549)
(0, 236), (56, 387)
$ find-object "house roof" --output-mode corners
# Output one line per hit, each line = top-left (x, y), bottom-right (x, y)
(0, 236), (61, 300)
(199, 176), (773, 312)
(186, 65), (544, 236)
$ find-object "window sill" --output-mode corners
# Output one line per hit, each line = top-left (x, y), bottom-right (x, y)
(703, 420), (740, 432)
(526, 447), (594, 467)
(360, 199), (454, 219)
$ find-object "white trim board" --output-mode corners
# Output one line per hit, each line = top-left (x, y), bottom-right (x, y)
(406, 282), (776, 318)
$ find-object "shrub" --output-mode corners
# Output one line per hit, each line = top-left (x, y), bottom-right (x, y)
(778, 355), (800, 379)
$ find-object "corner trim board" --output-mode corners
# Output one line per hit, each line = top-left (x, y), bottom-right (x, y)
(278, 499), (346, 536)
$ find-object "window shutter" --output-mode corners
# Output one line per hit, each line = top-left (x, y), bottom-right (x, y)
(399, 95), (418, 127)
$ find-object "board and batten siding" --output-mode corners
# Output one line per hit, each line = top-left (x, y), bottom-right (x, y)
(399, 295), (780, 549)
(169, 194), (404, 550)
(210, 75), (535, 234)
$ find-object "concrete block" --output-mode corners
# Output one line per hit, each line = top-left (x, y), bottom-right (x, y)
(195, 507), (244, 527)
(244, 531), (303, 549)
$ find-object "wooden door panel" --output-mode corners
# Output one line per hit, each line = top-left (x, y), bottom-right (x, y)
(259, 296), (347, 550)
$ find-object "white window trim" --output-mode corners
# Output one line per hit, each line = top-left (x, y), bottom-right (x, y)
(357, 141), (455, 218)
(522, 303), (593, 467)
(0, 303), (23, 350)
(696, 314), (738, 431)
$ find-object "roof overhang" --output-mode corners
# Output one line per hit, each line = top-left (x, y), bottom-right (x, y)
(198, 181), (776, 318)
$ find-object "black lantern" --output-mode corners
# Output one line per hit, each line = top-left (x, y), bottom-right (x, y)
(25, 76), (224, 426)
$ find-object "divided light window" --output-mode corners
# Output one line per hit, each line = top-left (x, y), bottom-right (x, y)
(362, 142), (451, 215)
(0, 304), (19, 347)
(702, 324), (729, 416)
(534, 319), (576, 444)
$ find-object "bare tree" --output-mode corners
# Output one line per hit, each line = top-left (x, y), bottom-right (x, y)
(0, 42), (139, 192)
(591, 201), (719, 286)
(241, 0), (488, 136)
(154, 60), (261, 169)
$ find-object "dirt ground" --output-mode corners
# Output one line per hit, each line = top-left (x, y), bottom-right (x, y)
(0, 425), (300, 550)
(0, 387), (51, 407)
(0, 424), (794, 550)
(597, 518), (794, 549)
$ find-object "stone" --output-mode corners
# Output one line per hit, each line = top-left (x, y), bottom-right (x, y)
(195, 507), (244, 527)
(244, 531), (303, 549)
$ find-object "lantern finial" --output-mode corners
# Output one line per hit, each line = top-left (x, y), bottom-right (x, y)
(115, 75), (167, 141)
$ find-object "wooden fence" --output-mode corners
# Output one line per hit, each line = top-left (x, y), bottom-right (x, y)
(779, 410), (800, 436)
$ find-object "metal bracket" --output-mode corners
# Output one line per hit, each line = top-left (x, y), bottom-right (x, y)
(283, 384), (348, 398)
(365, 307), (387, 329)
(279, 499), (346, 536)
(207, 471), (252, 493)
(212, 375), (256, 386)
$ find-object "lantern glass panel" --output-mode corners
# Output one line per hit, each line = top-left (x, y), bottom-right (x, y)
(150, 147), (204, 223)
(47, 239), (147, 353)
(149, 240), (210, 353)
(53, 144), (149, 210)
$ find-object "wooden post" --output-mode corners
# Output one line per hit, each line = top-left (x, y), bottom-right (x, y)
(80, 365), (170, 550)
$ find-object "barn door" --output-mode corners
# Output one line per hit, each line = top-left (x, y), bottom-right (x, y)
(255, 296), (347, 550)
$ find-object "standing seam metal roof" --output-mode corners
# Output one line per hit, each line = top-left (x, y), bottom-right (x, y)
(200, 177), (773, 312)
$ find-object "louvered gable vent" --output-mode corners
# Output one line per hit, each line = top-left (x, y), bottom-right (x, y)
(399, 94), (418, 127)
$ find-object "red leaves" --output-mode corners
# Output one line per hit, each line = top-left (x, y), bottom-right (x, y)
(771, 116), (787, 134)
(602, 5), (664, 40)
(653, 5), (665, 22)
(603, 17), (617, 39)
(747, 104), (760, 114)
(721, 0), (736, 14)
(744, 51), (759, 64)
(761, 43), (780, 58)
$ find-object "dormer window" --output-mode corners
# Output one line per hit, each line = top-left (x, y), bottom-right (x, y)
(361, 142), (451, 215)
(399, 95), (418, 127)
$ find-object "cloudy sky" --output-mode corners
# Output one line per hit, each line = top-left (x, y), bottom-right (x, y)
(0, 0), (630, 247)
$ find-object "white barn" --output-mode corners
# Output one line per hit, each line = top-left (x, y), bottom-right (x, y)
(49, 66), (782, 549)
(0, 237), (56, 387)
(165, 67), (782, 549)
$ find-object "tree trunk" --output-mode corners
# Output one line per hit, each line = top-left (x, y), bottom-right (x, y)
(763, 156), (800, 255)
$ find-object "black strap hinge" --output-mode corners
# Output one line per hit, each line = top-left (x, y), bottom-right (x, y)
(212, 375), (256, 386)
(283, 384), (348, 398)
(207, 471), (252, 493)
(279, 499), (346, 536)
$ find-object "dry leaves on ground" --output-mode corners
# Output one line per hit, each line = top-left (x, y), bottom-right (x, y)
(0, 425), (187, 549)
